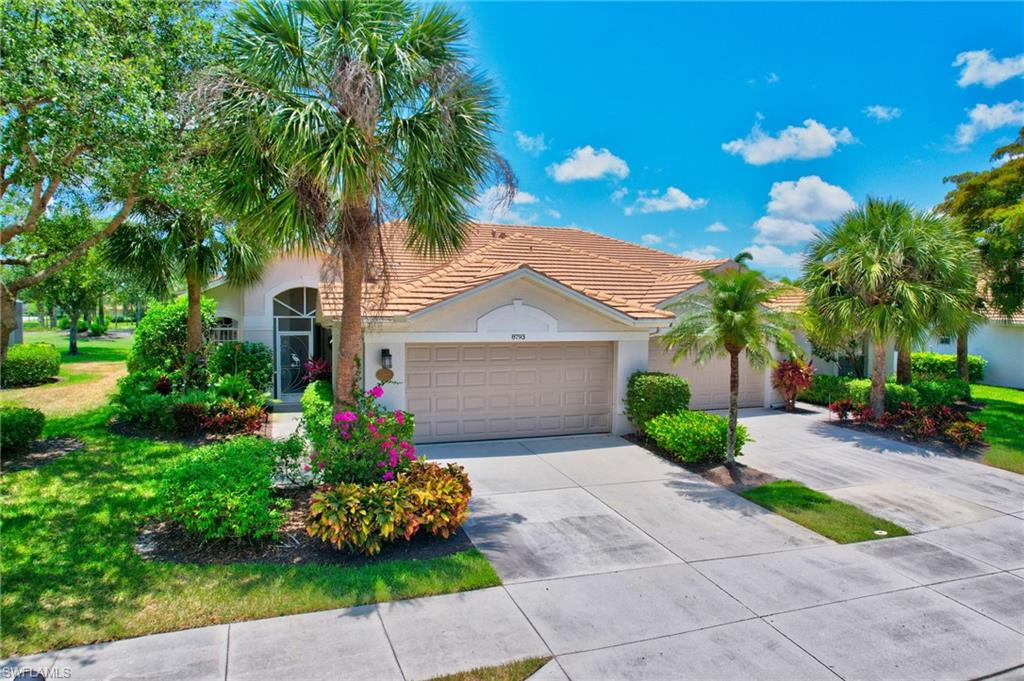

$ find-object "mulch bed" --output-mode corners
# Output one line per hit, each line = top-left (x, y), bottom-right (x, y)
(1, 437), (84, 472)
(107, 416), (272, 445)
(823, 418), (985, 460)
(135, 486), (474, 567)
(624, 433), (777, 492)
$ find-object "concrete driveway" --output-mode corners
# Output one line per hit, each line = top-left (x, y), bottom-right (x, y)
(7, 411), (1022, 681)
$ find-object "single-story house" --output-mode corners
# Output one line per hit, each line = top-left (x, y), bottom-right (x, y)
(206, 222), (808, 442)
(920, 308), (1024, 389)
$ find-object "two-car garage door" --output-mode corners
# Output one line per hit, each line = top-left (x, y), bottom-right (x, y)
(406, 342), (612, 443)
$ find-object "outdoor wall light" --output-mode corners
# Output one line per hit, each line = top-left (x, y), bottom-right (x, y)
(381, 348), (392, 369)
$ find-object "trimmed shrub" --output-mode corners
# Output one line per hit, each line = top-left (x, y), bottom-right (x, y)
(57, 317), (87, 332)
(772, 358), (815, 411)
(87, 318), (109, 337)
(1, 342), (61, 387)
(127, 296), (216, 374)
(157, 436), (289, 541)
(0, 406), (45, 456)
(208, 341), (273, 391)
(646, 410), (747, 464)
(625, 372), (691, 434)
(301, 381), (416, 485)
(911, 352), (986, 382)
(847, 380), (920, 412)
(111, 370), (175, 431)
(911, 379), (971, 407)
(798, 374), (852, 406)
(306, 461), (471, 555)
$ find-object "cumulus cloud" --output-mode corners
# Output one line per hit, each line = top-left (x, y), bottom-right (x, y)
(864, 105), (902, 121)
(744, 244), (804, 269)
(547, 146), (629, 182)
(514, 131), (548, 156)
(722, 117), (856, 165)
(752, 216), (819, 246)
(954, 50), (1024, 88)
(624, 186), (708, 215)
(610, 187), (629, 203)
(766, 176), (856, 222)
(955, 101), (1024, 146)
(640, 233), (663, 246)
(706, 221), (729, 233)
(679, 245), (722, 260)
(475, 186), (541, 223)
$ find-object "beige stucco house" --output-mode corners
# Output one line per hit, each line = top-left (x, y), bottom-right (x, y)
(207, 222), (810, 442)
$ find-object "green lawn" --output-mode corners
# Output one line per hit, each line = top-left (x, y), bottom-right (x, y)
(429, 657), (552, 681)
(0, 408), (500, 656)
(21, 327), (134, 364)
(741, 480), (909, 543)
(971, 384), (1024, 475)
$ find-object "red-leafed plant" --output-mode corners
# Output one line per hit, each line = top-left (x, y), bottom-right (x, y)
(829, 399), (855, 421)
(944, 420), (986, 450)
(772, 359), (815, 411)
(302, 357), (331, 383)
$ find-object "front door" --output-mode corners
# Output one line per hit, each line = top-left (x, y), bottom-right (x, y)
(277, 331), (312, 400)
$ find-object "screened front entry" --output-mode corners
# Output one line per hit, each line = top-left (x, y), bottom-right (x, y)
(273, 287), (329, 400)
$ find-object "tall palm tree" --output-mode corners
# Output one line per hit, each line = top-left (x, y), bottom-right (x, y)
(102, 199), (269, 357)
(204, 0), (509, 407)
(804, 198), (977, 415)
(661, 267), (800, 466)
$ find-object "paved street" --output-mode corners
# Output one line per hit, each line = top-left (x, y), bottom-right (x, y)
(5, 408), (1023, 680)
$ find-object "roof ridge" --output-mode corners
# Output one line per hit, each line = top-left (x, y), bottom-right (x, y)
(508, 231), (669, 278)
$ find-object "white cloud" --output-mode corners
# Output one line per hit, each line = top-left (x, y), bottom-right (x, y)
(744, 244), (804, 269)
(512, 190), (538, 205)
(547, 146), (630, 182)
(475, 185), (540, 224)
(640, 233), (663, 246)
(767, 72), (780, 84)
(679, 245), (722, 260)
(545, 209), (561, 219)
(722, 117), (856, 165)
(954, 50), (1024, 88)
(955, 101), (1024, 146)
(514, 131), (548, 156)
(752, 216), (819, 246)
(706, 221), (729, 233)
(624, 186), (708, 215)
(766, 176), (856, 222)
(864, 105), (902, 121)
(610, 187), (629, 203)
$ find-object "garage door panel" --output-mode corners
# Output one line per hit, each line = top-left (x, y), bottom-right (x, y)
(407, 342), (613, 443)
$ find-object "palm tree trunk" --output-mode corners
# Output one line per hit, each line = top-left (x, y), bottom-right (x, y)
(333, 205), (372, 409)
(185, 272), (203, 355)
(727, 349), (740, 467)
(69, 313), (80, 355)
(896, 340), (912, 384)
(956, 331), (969, 382)
(870, 339), (886, 417)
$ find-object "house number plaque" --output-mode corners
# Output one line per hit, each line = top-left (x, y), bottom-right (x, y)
(510, 334), (526, 340)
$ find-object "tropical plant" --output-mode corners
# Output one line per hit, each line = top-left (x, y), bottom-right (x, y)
(772, 358), (814, 411)
(0, 0), (215, 359)
(803, 198), (978, 417)
(204, 0), (511, 408)
(660, 267), (799, 465)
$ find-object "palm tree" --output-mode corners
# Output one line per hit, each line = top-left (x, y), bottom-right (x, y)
(804, 198), (977, 415)
(203, 0), (509, 407)
(661, 267), (800, 466)
(102, 199), (268, 357)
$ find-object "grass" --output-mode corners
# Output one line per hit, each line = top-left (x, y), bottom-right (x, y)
(971, 384), (1024, 475)
(0, 408), (501, 656)
(740, 480), (909, 543)
(428, 657), (552, 681)
(1, 330), (133, 417)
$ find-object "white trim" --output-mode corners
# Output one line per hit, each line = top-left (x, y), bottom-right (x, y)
(476, 300), (559, 333)
(364, 330), (651, 343)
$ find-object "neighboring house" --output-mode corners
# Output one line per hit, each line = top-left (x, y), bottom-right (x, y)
(920, 308), (1024, 389)
(207, 222), (800, 442)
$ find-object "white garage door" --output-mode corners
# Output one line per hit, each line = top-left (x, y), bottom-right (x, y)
(647, 340), (765, 409)
(406, 342), (613, 443)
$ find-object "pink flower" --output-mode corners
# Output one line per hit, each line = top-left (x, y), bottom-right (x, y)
(382, 471), (395, 481)
(394, 411), (405, 425)
(368, 385), (384, 399)
(334, 411), (358, 423)
(303, 465), (311, 471)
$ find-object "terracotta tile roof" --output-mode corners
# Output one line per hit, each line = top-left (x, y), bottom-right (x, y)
(319, 222), (726, 322)
(766, 286), (808, 311)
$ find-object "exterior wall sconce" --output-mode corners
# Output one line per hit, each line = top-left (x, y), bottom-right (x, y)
(381, 348), (392, 369)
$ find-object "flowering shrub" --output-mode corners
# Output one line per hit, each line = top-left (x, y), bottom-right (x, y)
(772, 358), (814, 411)
(306, 461), (471, 555)
(301, 381), (416, 484)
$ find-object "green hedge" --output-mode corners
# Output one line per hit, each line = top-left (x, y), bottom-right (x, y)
(800, 374), (968, 411)
(911, 352), (986, 382)
(300, 380), (335, 454)
(208, 341), (273, 391)
(157, 436), (289, 541)
(127, 296), (216, 374)
(848, 380), (920, 411)
(1, 342), (61, 387)
(911, 378), (971, 406)
(798, 374), (853, 406)
(0, 406), (45, 456)
(645, 410), (746, 464)
(625, 372), (691, 434)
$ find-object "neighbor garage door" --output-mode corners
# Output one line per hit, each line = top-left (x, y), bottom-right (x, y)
(648, 340), (764, 409)
(406, 342), (612, 443)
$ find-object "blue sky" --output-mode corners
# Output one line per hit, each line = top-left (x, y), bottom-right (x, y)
(458, 1), (1024, 276)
